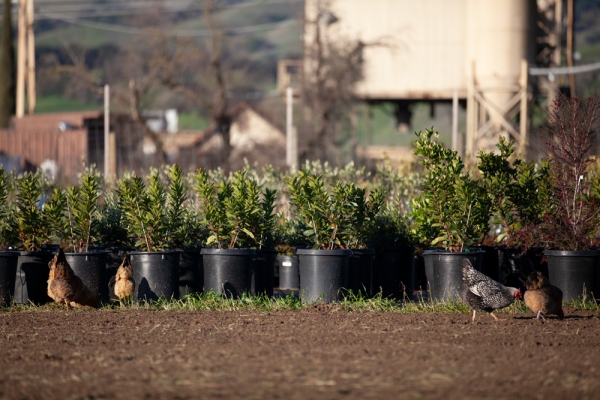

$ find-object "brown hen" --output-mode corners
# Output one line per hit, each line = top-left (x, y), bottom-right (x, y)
(47, 249), (98, 309)
(523, 271), (564, 320)
(109, 253), (135, 302)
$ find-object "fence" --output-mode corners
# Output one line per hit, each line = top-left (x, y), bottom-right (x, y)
(0, 129), (88, 183)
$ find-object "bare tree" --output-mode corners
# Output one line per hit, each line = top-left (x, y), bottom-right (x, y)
(301, 1), (365, 163)
(52, 0), (234, 169)
(154, 0), (233, 169)
(301, 0), (390, 164)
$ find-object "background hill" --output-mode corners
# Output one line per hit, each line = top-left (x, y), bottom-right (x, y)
(2, 0), (600, 146)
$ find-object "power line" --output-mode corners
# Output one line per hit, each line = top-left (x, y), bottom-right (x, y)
(529, 61), (600, 76)
(2, 0), (302, 19)
(41, 12), (296, 36)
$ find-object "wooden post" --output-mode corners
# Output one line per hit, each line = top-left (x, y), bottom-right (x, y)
(16, 0), (27, 118)
(548, 0), (562, 107)
(286, 86), (297, 171)
(566, 0), (575, 97)
(26, 0), (35, 114)
(452, 90), (459, 153)
(519, 59), (529, 156)
(349, 102), (358, 160)
(108, 132), (117, 177)
(466, 60), (476, 158)
(104, 84), (110, 178)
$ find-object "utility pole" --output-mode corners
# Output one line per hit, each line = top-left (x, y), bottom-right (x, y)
(550, 0), (562, 107)
(452, 90), (458, 154)
(16, 0), (26, 118)
(104, 84), (110, 178)
(519, 59), (529, 156)
(26, 0), (35, 114)
(286, 86), (297, 172)
(566, 0), (575, 97)
(15, 0), (35, 117)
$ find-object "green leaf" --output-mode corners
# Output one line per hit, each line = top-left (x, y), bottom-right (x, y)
(241, 228), (255, 239)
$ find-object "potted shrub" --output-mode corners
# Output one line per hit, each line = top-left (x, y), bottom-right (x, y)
(477, 138), (551, 288)
(44, 167), (109, 305)
(98, 190), (132, 300)
(411, 128), (489, 301)
(369, 197), (417, 299)
(12, 171), (61, 304)
(0, 167), (19, 306)
(195, 169), (258, 298)
(273, 217), (309, 291)
(286, 171), (354, 303)
(173, 205), (207, 298)
(117, 165), (186, 301)
(338, 185), (384, 298)
(540, 92), (600, 301)
(246, 187), (278, 297)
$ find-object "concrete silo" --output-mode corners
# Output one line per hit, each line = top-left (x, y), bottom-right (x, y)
(465, 0), (535, 154)
(301, 0), (537, 157)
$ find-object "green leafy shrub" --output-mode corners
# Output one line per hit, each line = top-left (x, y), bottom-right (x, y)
(369, 192), (417, 253)
(287, 171), (381, 250)
(247, 187), (278, 249)
(411, 128), (490, 251)
(340, 185), (385, 249)
(117, 165), (187, 251)
(98, 191), (131, 249)
(0, 167), (18, 248)
(273, 216), (311, 255)
(62, 167), (103, 252)
(13, 172), (63, 251)
(195, 169), (261, 249)
(477, 137), (552, 247)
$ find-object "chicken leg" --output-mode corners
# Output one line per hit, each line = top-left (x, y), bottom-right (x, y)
(489, 312), (499, 322)
(536, 310), (546, 321)
(472, 310), (477, 322)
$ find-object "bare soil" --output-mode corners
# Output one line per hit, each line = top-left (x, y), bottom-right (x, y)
(1, 306), (599, 400)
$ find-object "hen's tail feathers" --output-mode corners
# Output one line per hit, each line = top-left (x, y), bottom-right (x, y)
(56, 248), (67, 264)
(461, 258), (478, 284)
(120, 253), (131, 268)
(461, 258), (474, 273)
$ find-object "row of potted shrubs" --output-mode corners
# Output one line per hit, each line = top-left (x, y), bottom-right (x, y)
(0, 162), (412, 305)
(0, 94), (599, 305)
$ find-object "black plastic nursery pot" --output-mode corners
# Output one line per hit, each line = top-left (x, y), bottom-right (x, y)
(296, 248), (351, 303)
(0, 252), (19, 306)
(494, 247), (547, 292)
(65, 251), (109, 305)
(276, 255), (299, 290)
(346, 248), (375, 297)
(423, 249), (484, 302)
(178, 249), (202, 299)
(200, 248), (255, 298)
(480, 246), (502, 282)
(14, 251), (53, 305)
(373, 247), (415, 299)
(545, 250), (598, 302)
(251, 249), (277, 297)
(129, 251), (180, 302)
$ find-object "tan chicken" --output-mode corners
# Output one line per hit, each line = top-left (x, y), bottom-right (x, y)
(109, 253), (135, 302)
(523, 271), (564, 320)
(47, 249), (97, 309)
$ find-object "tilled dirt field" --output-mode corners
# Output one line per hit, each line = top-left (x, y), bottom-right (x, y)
(0, 306), (599, 400)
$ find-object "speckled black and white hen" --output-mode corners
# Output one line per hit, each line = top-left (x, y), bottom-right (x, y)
(461, 258), (522, 322)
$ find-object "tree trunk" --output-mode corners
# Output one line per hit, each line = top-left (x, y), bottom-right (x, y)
(128, 79), (168, 165)
(0, 0), (16, 128)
